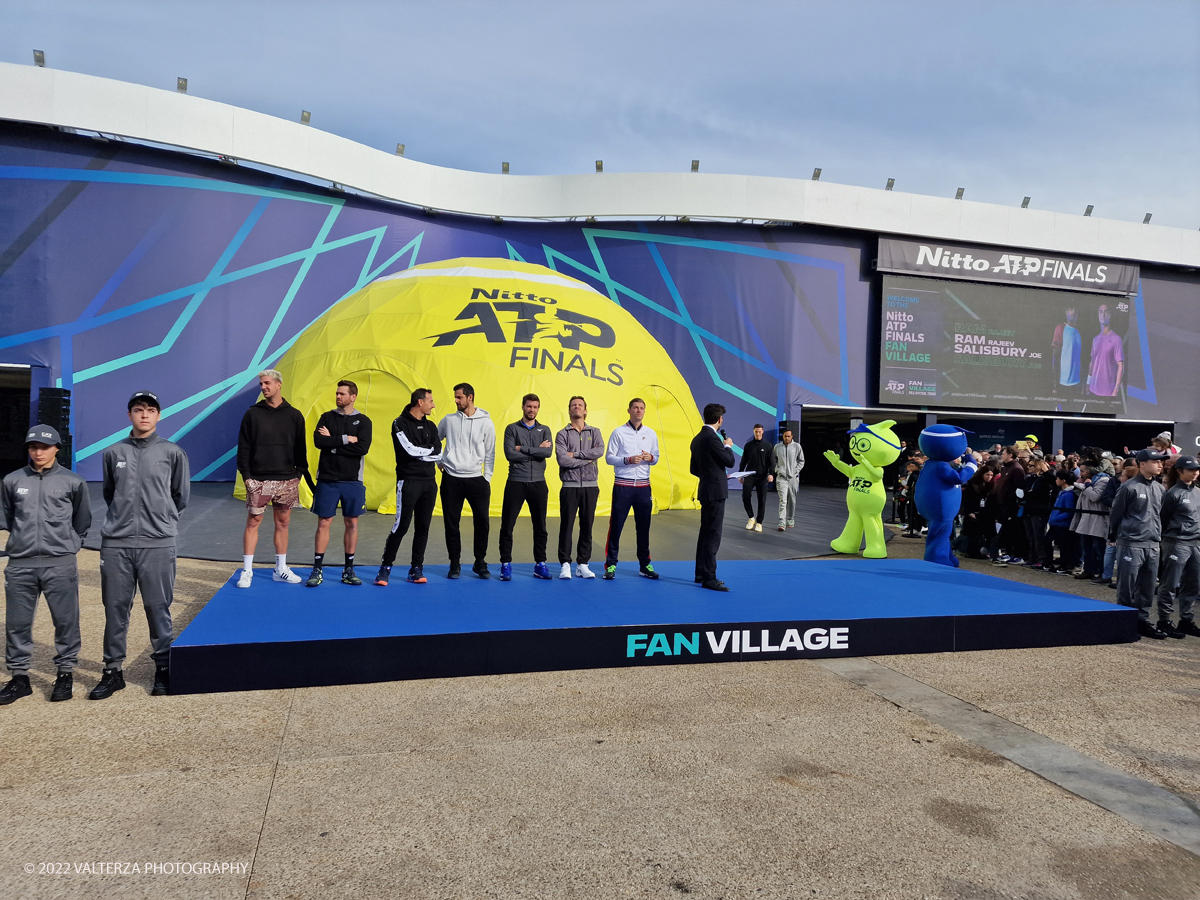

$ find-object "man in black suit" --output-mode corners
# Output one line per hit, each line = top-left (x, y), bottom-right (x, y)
(691, 403), (736, 591)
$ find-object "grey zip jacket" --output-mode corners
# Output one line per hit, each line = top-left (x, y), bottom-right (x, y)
(1161, 480), (1199, 543)
(101, 432), (191, 548)
(556, 423), (605, 488)
(504, 420), (553, 483)
(437, 408), (496, 481)
(2, 462), (91, 566)
(772, 441), (805, 480)
(1108, 473), (1164, 547)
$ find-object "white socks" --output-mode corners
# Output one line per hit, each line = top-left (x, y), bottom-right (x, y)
(275, 553), (287, 573)
(243, 554), (254, 573)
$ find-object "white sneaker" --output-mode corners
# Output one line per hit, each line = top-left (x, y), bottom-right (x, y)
(236, 569), (253, 588)
(745, 517), (756, 530)
(273, 566), (302, 584)
(754, 523), (763, 533)
(576, 563), (595, 579)
(559, 562), (572, 579)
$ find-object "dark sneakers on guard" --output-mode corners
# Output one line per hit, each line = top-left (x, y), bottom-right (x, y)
(0, 674), (32, 705)
(639, 564), (659, 580)
(448, 562), (461, 579)
(1158, 620), (1185, 639)
(341, 567), (362, 586)
(374, 565), (392, 586)
(407, 565), (427, 584)
(306, 568), (324, 587)
(603, 564), (616, 580)
(88, 668), (126, 700)
(473, 562), (490, 579)
(1137, 621), (1168, 640)
(50, 671), (73, 702)
(152, 666), (170, 696)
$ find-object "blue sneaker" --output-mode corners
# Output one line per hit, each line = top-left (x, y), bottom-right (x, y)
(500, 562), (513, 581)
(533, 562), (551, 580)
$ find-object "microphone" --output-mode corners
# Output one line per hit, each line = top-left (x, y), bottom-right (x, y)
(718, 429), (728, 440)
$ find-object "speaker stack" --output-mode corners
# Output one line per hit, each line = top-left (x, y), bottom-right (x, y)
(37, 387), (73, 469)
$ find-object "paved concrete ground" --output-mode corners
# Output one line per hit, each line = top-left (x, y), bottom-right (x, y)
(1, 531), (1198, 899)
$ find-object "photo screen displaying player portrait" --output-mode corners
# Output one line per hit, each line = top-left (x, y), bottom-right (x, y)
(878, 275), (1134, 414)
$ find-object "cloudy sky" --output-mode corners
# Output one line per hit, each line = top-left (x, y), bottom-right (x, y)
(4, 1), (1198, 228)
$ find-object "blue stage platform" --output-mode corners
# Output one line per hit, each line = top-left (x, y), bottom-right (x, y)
(170, 560), (1136, 694)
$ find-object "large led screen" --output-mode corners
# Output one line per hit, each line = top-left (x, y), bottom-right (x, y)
(878, 275), (1134, 415)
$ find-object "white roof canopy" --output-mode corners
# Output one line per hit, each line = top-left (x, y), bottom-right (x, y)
(2, 63), (1197, 268)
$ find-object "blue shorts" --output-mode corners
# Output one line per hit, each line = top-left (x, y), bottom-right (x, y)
(312, 480), (367, 518)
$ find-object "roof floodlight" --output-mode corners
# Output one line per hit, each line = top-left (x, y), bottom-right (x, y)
(395, 143), (405, 156)
(492, 216), (503, 224)
(885, 178), (894, 191)
(585, 216), (596, 223)
(678, 216), (690, 223)
(300, 110), (311, 125)
(595, 160), (603, 173)
(955, 187), (965, 200)
(33, 50), (45, 67)
(502, 162), (509, 174)
(1021, 197), (1030, 209)
(177, 77), (187, 93)
(811, 168), (821, 181)
(691, 160), (699, 173)
(1143, 213), (1152, 224)
(1084, 205), (1093, 217)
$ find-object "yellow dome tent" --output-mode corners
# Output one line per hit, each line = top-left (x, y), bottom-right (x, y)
(257, 258), (702, 517)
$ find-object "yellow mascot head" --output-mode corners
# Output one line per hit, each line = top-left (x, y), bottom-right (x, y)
(274, 258), (703, 516)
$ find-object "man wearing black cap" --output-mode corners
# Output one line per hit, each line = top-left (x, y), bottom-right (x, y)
(1109, 447), (1169, 639)
(89, 392), (190, 699)
(1156, 454), (1200, 639)
(0, 426), (91, 705)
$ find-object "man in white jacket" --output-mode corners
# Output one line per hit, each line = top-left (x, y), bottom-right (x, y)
(603, 398), (659, 580)
(437, 382), (495, 579)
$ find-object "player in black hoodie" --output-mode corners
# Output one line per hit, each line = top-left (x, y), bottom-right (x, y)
(738, 424), (774, 532)
(236, 370), (310, 588)
(376, 388), (441, 586)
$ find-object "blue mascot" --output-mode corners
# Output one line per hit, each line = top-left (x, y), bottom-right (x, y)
(914, 424), (978, 568)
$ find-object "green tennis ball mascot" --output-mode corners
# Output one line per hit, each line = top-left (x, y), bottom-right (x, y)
(824, 420), (902, 558)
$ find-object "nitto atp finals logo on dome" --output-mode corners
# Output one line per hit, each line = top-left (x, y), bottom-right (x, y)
(274, 258), (703, 517)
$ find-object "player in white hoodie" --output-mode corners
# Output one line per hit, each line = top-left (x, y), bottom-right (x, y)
(436, 382), (496, 579)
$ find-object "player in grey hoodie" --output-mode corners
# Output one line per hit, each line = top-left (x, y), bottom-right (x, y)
(436, 382), (496, 578)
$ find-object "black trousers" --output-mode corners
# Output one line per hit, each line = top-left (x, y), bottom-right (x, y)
(499, 480), (549, 563)
(558, 486), (599, 564)
(441, 475), (491, 565)
(606, 483), (653, 567)
(696, 498), (725, 582)
(381, 478), (436, 567)
(741, 475), (768, 524)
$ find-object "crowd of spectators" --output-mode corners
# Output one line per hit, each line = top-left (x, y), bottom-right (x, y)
(891, 431), (1199, 641)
